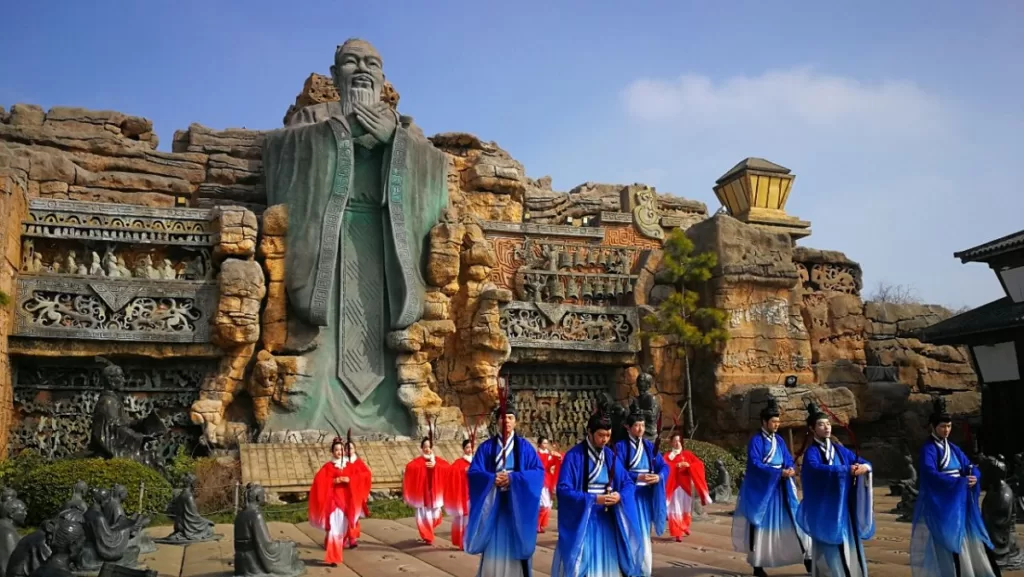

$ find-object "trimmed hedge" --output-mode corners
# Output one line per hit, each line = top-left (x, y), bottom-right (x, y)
(684, 440), (745, 490)
(7, 455), (172, 526)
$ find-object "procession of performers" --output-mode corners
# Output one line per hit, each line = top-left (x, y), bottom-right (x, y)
(315, 390), (1006, 577)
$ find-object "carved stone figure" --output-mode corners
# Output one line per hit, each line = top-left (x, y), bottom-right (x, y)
(103, 485), (155, 554)
(710, 460), (733, 503)
(115, 256), (131, 278)
(261, 38), (449, 436)
(63, 482), (89, 513)
(157, 473), (219, 544)
(0, 488), (16, 504)
(64, 252), (76, 276)
(981, 454), (1024, 571)
(26, 514), (84, 577)
(233, 484), (305, 577)
(596, 393), (628, 444)
(78, 488), (142, 571)
(629, 366), (660, 441)
(7, 509), (84, 577)
(159, 259), (177, 280)
(88, 252), (103, 277)
(88, 358), (167, 469)
(103, 251), (120, 278)
(0, 497), (27, 577)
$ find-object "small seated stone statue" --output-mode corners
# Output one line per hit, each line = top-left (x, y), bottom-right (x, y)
(63, 482), (89, 513)
(89, 359), (166, 469)
(981, 454), (1024, 571)
(889, 452), (918, 497)
(233, 484), (305, 577)
(27, 515), (85, 577)
(7, 509), (84, 577)
(103, 485), (155, 554)
(710, 460), (734, 503)
(0, 497), (28, 577)
(157, 473), (219, 544)
(78, 488), (142, 572)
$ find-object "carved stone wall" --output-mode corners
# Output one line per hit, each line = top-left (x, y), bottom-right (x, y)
(0, 142), (30, 456)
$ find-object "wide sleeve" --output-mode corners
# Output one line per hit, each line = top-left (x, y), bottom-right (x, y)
(663, 453), (679, 497)
(403, 457), (427, 508)
(797, 446), (849, 545)
(648, 444), (668, 536)
(308, 463), (334, 529)
(444, 460), (470, 517)
(685, 452), (712, 505)
(610, 450), (644, 577)
(344, 460), (372, 523)
(737, 437), (784, 526)
(553, 449), (595, 577)
(505, 441), (546, 556)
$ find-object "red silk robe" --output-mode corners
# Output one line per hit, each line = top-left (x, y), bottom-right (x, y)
(308, 457), (372, 563)
(664, 449), (712, 538)
(403, 454), (449, 543)
(445, 455), (472, 549)
(537, 451), (562, 532)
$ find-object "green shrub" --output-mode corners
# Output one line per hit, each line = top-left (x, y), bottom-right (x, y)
(11, 457), (173, 526)
(0, 450), (48, 489)
(163, 446), (197, 488)
(685, 440), (744, 490)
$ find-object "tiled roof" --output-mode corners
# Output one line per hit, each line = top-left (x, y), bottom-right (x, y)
(913, 297), (1024, 344)
(715, 157), (791, 184)
(954, 230), (1024, 263)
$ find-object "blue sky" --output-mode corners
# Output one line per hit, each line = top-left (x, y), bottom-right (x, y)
(2, 1), (1022, 309)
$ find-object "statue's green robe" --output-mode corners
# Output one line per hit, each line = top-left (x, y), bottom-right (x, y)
(263, 112), (448, 434)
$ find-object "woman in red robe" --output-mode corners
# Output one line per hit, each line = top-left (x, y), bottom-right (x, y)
(664, 433), (712, 541)
(403, 437), (449, 545)
(308, 437), (372, 565)
(536, 436), (561, 533)
(444, 438), (474, 549)
(342, 441), (372, 548)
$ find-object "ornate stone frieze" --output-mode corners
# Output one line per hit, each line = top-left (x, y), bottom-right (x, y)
(478, 219), (606, 239)
(14, 275), (217, 342)
(23, 199), (215, 247)
(499, 300), (640, 353)
(11, 358), (215, 462)
(505, 366), (610, 448)
(795, 261), (862, 295)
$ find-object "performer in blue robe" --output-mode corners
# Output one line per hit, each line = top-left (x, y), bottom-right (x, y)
(613, 407), (667, 577)
(731, 397), (811, 577)
(465, 397), (545, 577)
(910, 397), (1001, 577)
(552, 412), (643, 577)
(797, 402), (874, 577)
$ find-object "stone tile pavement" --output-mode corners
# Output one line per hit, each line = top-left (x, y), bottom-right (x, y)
(141, 488), (1024, 577)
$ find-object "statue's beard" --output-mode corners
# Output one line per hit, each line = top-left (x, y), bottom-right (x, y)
(341, 84), (379, 117)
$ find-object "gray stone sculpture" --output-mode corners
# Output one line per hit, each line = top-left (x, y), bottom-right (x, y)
(981, 454), (1024, 571)
(261, 38), (449, 436)
(78, 488), (143, 572)
(0, 497), (27, 577)
(88, 359), (167, 469)
(156, 473), (219, 544)
(710, 460), (734, 503)
(889, 452), (918, 497)
(233, 484), (305, 577)
(629, 366), (660, 442)
(63, 482), (89, 514)
(26, 514), (84, 577)
(7, 509), (84, 577)
(103, 485), (155, 555)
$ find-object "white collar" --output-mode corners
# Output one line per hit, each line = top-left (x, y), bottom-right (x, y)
(761, 428), (775, 439)
(668, 448), (682, 459)
(539, 448), (550, 454)
(462, 454), (473, 462)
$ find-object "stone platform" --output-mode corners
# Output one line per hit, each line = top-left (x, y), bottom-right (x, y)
(140, 488), (1024, 577)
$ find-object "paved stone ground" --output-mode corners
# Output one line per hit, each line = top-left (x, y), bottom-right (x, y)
(141, 488), (1024, 577)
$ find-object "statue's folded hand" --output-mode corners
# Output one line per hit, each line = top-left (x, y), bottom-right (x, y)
(353, 101), (396, 145)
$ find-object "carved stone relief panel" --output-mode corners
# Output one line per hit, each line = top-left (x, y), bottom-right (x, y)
(14, 276), (217, 343)
(499, 301), (641, 353)
(23, 199), (215, 247)
(795, 261), (862, 295)
(10, 358), (216, 462)
(506, 366), (611, 449)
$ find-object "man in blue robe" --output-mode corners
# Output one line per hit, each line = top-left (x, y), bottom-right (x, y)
(731, 397), (811, 577)
(613, 407), (667, 577)
(797, 402), (874, 577)
(910, 397), (1002, 577)
(465, 398), (545, 577)
(552, 412), (643, 577)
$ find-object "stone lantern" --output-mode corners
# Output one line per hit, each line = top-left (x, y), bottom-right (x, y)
(712, 157), (811, 240)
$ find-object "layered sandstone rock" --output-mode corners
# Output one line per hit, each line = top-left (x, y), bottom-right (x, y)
(524, 180), (707, 226)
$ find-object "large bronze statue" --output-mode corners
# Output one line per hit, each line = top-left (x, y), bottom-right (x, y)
(981, 454), (1024, 571)
(89, 359), (167, 468)
(233, 484), (305, 577)
(0, 497), (27, 577)
(157, 473), (219, 544)
(629, 366), (661, 442)
(262, 38), (448, 437)
(78, 488), (142, 571)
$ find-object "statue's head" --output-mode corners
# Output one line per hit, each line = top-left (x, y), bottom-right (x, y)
(89, 487), (109, 506)
(182, 473), (198, 490)
(97, 358), (126, 390)
(0, 486), (16, 503)
(73, 480), (88, 495)
(1, 497), (27, 526)
(331, 38), (384, 117)
(112, 484), (128, 500)
(244, 483), (265, 506)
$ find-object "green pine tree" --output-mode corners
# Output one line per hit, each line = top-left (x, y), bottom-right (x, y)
(644, 229), (730, 437)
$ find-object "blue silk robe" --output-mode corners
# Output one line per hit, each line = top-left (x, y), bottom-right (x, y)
(551, 440), (643, 577)
(911, 437), (998, 577)
(797, 439), (875, 577)
(613, 436), (667, 577)
(731, 430), (810, 568)
(466, 434), (545, 577)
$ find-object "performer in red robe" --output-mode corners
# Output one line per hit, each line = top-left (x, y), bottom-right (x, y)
(403, 437), (449, 545)
(663, 433), (712, 541)
(445, 438), (474, 549)
(342, 441), (372, 548)
(308, 437), (372, 565)
(536, 436), (562, 533)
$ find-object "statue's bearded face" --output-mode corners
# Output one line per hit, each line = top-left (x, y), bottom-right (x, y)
(331, 42), (384, 117)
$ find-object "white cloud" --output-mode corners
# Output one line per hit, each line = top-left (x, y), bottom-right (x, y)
(622, 67), (950, 141)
